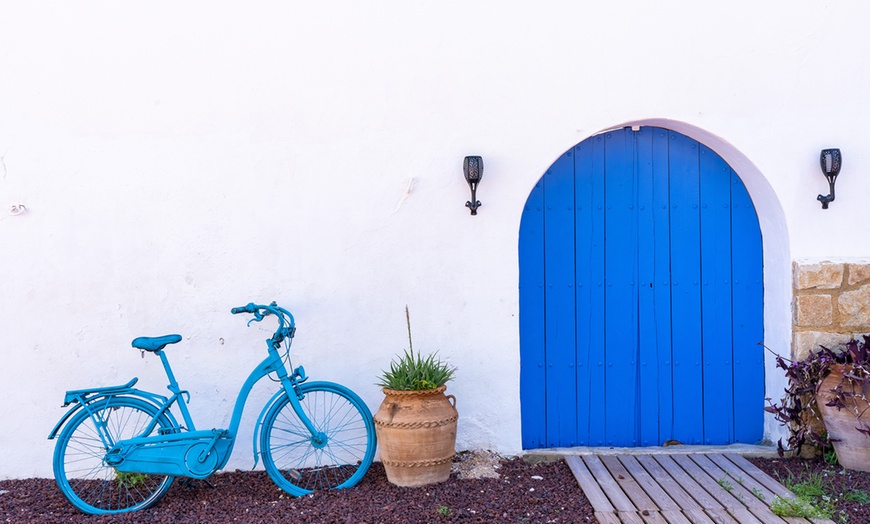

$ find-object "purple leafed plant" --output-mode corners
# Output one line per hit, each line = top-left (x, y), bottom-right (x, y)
(765, 335), (870, 458)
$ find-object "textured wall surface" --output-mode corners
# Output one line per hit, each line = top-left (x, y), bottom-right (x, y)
(793, 261), (870, 360)
(2, 1), (870, 477)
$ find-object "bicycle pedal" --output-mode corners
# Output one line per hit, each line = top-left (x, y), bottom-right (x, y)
(287, 469), (302, 481)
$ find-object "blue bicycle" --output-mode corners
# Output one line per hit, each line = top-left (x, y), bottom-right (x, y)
(48, 302), (376, 514)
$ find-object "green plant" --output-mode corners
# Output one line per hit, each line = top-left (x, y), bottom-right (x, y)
(377, 306), (456, 391)
(436, 505), (452, 518)
(765, 336), (870, 457)
(770, 495), (833, 519)
(751, 487), (765, 501)
(843, 489), (870, 504)
(784, 471), (827, 500)
(717, 477), (734, 492)
(115, 471), (149, 489)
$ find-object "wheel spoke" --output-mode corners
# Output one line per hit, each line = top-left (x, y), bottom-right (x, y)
(53, 398), (175, 514)
(261, 384), (374, 495)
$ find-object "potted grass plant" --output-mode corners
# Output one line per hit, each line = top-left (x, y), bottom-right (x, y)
(373, 306), (457, 487)
(766, 335), (870, 471)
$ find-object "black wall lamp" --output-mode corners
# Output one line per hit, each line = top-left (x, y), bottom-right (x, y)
(463, 156), (483, 215)
(817, 148), (842, 209)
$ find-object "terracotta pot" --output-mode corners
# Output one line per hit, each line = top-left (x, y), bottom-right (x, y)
(816, 364), (870, 471)
(373, 385), (458, 487)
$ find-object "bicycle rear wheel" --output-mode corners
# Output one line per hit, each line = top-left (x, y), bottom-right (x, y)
(260, 381), (376, 495)
(53, 396), (175, 514)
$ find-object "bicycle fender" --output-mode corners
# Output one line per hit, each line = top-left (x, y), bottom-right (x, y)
(252, 389), (287, 469)
(48, 391), (179, 440)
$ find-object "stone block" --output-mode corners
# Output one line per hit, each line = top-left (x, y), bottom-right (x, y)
(838, 284), (870, 327)
(793, 331), (851, 361)
(848, 263), (870, 286)
(794, 294), (833, 327)
(794, 262), (844, 290)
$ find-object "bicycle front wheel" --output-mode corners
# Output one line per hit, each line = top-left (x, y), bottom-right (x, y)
(261, 381), (376, 495)
(52, 396), (175, 514)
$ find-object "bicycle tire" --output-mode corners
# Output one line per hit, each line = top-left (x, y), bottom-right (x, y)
(52, 396), (175, 514)
(260, 381), (376, 495)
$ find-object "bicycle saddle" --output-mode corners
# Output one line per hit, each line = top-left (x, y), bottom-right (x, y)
(131, 334), (182, 352)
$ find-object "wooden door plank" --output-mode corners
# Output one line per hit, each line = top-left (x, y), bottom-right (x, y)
(573, 140), (603, 447)
(634, 127), (661, 447)
(565, 456), (615, 512)
(586, 135), (608, 447)
(654, 455), (723, 509)
(583, 455), (637, 512)
(698, 145), (735, 444)
(635, 455), (703, 510)
(618, 455), (680, 511)
(650, 127), (675, 444)
(543, 149), (577, 447)
(518, 179), (546, 449)
(601, 455), (658, 511)
(706, 454), (778, 504)
(730, 171), (765, 444)
(668, 130), (704, 445)
(602, 128), (641, 447)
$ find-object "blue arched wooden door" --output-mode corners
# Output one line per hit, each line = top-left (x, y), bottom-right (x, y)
(519, 126), (763, 448)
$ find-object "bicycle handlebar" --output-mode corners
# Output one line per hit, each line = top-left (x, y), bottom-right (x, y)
(231, 301), (296, 349)
(231, 303), (255, 315)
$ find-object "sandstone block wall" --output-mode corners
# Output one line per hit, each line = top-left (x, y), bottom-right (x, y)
(793, 261), (870, 360)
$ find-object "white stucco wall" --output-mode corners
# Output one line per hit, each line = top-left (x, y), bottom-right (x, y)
(2, 1), (869, 478)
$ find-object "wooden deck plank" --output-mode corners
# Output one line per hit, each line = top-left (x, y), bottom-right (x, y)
(618, 455), (681, 511)
(583, 455), (637, 512)
(726, 506), (764, 523)
(747, 505), (793, 524)
(566, 454), (824, 524)
(616, 511), (649, 524)
(636, 455), (703, 511)
(683, 507), (717, 524)
(660, 510), (695, 524)
(670, 454), (747, 510)
(654, 455), (724, 509)
(688, 454), (768, 510)
(566, 455), (616, 512)
(601, 455), (659, 511)
(594, 512), (623, 524)
(704, 508), (741, 524)
(638, 510), (670, 524)
(780, 517), (815, 524)
(706, 453), (779, 504)
(721, 454), (798, 500)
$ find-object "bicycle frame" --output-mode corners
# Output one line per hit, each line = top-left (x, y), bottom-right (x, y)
(50, 303), (322, 480)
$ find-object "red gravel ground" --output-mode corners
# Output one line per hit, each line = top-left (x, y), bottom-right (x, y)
(0, 458), (594, 524)
(2, 456), (868, 523)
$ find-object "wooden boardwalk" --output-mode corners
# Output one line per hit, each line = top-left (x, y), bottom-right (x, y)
(566, 453), (835, 524)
